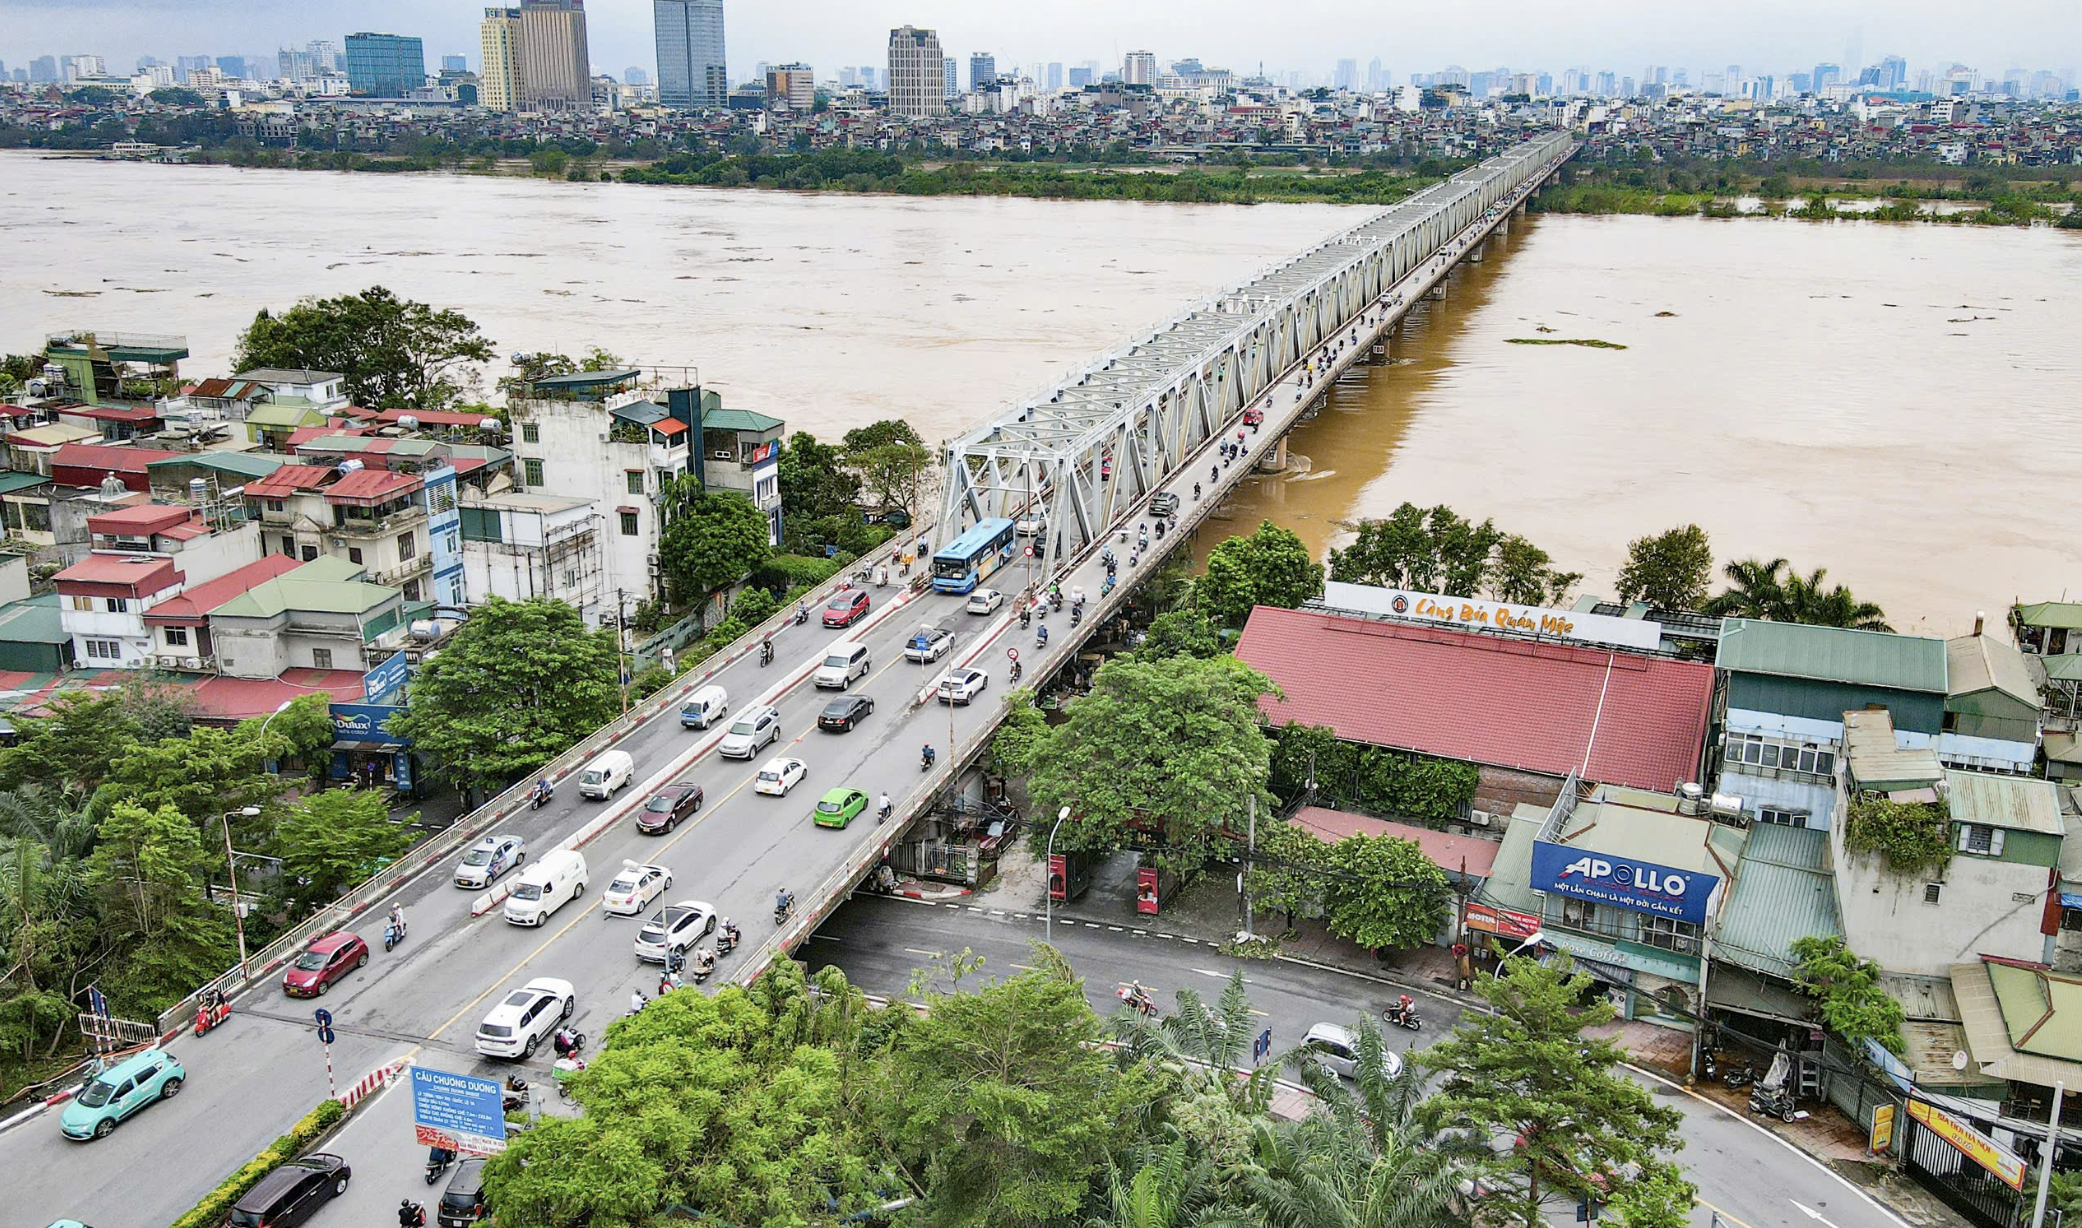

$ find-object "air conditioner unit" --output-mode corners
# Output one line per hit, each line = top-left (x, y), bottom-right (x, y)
(181, 656), (202, 671)
(709, 449), (734, 461)
(330, 537), (347, 548)
(1466, 810), (1492, 828)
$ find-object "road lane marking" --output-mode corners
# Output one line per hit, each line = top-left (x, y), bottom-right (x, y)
(1793, 1203), (1843, 1228)
(1010, 963), (1033, 971)
(1249, 1008), (1270, 1017)
(903, 947), (941, 958)
(1697, 1202), (1757, 1228)
(808, 933), (843, 943)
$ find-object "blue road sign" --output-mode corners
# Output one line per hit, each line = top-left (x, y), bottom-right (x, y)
(88, 986), (108, 1019)
(317, 1024), (336, 1045)
(409, 1066), (508, 1154)
(1254, 1028), (1272, 1063)
(313, 1008), (333, 1029)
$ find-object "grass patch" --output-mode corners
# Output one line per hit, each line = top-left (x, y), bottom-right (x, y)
(1505, 337), (1628, 350)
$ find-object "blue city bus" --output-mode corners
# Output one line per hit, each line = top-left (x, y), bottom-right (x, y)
(932, 517), (1017, 594)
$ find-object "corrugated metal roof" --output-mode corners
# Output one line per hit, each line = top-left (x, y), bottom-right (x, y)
(702, 406), (784, 433)
(0, 594), (71, 645)
(0, 472), (52, 496)
(146, 451), (288, 479)
(2043, 655), (2082, 684)
(2015, 602), (2082, 631)
(1947, 770), (2064, 836)
(1947, 635), (2040, 708)
(210, 556), (393, 619)
(1715, 618), (1948, 693)
(1476, 806), (1546, 914)
(1552, 789), (1741, 878)
(245, 404), (329, 428)
(1843, 708), (1943, 789)
(1711, 826), (1841, 980)
(1290, 806), (1501, 878)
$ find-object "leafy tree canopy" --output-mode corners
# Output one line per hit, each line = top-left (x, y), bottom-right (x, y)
(1702, 557), (1891, 631)
(1132, 608), (1225, 663)
(658, 482), (773, 599)
(777, 431), (862, 525)
(1322, 833), (1452, 951)
(1022, 655), (1277, 878)
(1327, 502), (1503, 597)
(233, 285), (494, 409)
(271, 790), (414, 910)
(1789, 935), (1908, 1055)
(389, 598), (621, 795)
(1490, 533), (1583, 608)
(1615, 524), (1714, 611)
(1196, 520), (1323, 628)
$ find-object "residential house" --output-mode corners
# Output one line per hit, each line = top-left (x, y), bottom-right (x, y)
(207, 555), (406, 679)
(1712, 618), (1949, 831)
(39, 330), (187, 406)
(246, 404), (337, 451)
(8, 424), (109, 476)
(244, 461), (463, 606)
(2012, 601), (2082, 658)
(51, 502), (261, 667)
(1944, 629), (2043, 773)
(138, 553), (304, 670)
(687, 395), (785, 545)
(49, 442), (187, 492)
(457, 491), (605, 622)
(0, 594), (77, 672)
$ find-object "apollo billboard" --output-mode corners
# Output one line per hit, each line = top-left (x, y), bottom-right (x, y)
(1530, 841), (1718, 926)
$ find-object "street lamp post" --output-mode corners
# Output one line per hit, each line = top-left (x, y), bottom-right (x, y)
(1045, 805), (1071, 945)
(221, 805), (262, 981)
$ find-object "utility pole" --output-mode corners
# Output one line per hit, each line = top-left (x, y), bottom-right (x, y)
(1239, 793), (1256, 940)
(220, 808), (258, 981)
(616, 586), (629, 715)
(2032, 1081), (2066, 1228)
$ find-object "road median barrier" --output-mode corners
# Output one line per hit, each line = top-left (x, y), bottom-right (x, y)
(166, 1096), (348, 1228)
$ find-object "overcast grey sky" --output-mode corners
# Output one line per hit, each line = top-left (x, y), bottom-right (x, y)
(2, 0), (2075, 80)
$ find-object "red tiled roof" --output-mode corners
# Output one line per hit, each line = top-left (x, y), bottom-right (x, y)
(651, 418), (688, 437)
(245, 465), (337, 498)
(1236, 606), (1714, 793)
(60, 405), (161, 423)
(54, 552), (181, 597)
(145, 554), (304, 625)
(1290, 806), (1500, 878)
(323, 468), (419, 505)
(187, 670), (368, 721)
(50, 442), (184, 475)
(87, 503), (194, 536)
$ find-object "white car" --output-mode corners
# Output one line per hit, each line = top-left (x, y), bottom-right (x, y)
(938, 667), (988, 705)
(602, 861), (673, 916)
(966, 588), (1004, 615)
(474, 977), (575, 1060)
(754, 757), (807, 796)
(1302, 1022), (1403, 1080)
(904, 626), (954, 663)
(454, 833), (526, 888)
(633, 900), (716, 963)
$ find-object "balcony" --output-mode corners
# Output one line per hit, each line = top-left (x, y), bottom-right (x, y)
(368, 558), (429, 589)
(331, 506), (427, 539)
(1718, 755), (1835, 789)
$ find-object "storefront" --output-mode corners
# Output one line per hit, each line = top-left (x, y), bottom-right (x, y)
(329, 700), (421, 798)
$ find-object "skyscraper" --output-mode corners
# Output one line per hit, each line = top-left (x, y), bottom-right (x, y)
(1068, 65), (1092, 88)
(29, 55), (57, 83)
(1334, 58), (1357, 90)
(1046, 61), (1063, 91)
(654, 0), (726, 108)
(887, 26), (944, 117)
(307, 40), (343, 72)
(1122, 51), (1155, 86)
(479, 7), (522, 111)
(519, 0), (591, 111)
(215, 55), (247, 80)
(968, 53), (994, 92)
(344, 33), (425, 97)
(765, 63), (814, 111)
(442, 54), (468, 73)
(942, 58), (957, 99)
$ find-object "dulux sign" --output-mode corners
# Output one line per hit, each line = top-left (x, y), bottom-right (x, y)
(1530, 840), (1717, 926)
(330, 702), (404, 745)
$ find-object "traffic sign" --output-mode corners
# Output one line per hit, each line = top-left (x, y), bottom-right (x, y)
(313, 1008), (333, 1029)
(1006, 647), (1019, 661)
(1253, 1028), (1272, 1063)
(88, 986), (108, 1019)
(317, 1024), (336, 1045)
(1023, 544), (1034, 557)
(410, 1066), (508, 1155)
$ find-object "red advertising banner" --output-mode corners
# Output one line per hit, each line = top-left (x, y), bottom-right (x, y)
(1464, 902), (1542, 940)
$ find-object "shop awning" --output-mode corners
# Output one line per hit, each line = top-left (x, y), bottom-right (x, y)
(1542, 930), (1699, 985)
(332, 739), (405, 753)
(1705, 963), (1817, 1027)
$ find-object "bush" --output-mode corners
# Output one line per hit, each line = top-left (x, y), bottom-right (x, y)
(749, 553), (844, 593)
(1843, 796), (1951, 876)
(169, 1097), (346, 1228)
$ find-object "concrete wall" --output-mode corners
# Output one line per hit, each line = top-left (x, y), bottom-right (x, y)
(1475, 765), (1563, 818)
(1716, 764), (1839, 831)
(1833, 844), (2053, 975)
(511, 398), (688, 608)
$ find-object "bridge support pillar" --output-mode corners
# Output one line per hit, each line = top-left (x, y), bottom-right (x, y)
(1370, 337), (1390, 364)
(1428, 282), (1448, 300)
(1257, 433), (1288, 472)
(1496, 217), (1509, 236)
(1466, 243), (1485, 264)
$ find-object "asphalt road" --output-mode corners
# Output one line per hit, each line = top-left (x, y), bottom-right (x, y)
(807, 895), (1917, 1228)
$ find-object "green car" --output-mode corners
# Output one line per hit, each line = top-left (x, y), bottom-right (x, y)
(60, 1047), (185, 1141)
(813, 787), (869, 830)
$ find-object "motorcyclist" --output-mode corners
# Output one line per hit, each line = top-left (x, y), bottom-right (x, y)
(387, 902), (406, 939)
(1193, 482), (1201, 501)
(691, 946), (716, 975)
(553, 1026), (579, 1058)
(720, 918), (740, 945)
(427, 1143), (455, 1168)
(920, 743), (936, 768)
(1009, 660), (1023, 683)
(795, 601), (810, 624)
(400, 1199), (427, 1228)
(628, 990), (647, 1014)
(1036, 624), (1049, 646)
(878, 791), (893, 823)
(1390, 993), (1414, 1024)
(760, 636), (774, 665)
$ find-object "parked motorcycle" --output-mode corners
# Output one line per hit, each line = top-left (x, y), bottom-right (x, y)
(1724, 1062), (1755, 1090)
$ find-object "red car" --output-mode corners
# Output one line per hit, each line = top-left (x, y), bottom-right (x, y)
(282, 931), (369, 998)
(823, 590), (870, 628)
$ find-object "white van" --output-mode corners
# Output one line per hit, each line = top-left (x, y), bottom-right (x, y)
(577, 750), (634, 800)
(718, 705), (781, 759)
(679, 685), (729, 730)
(814, 642), (871, 689)
(503, 850), (587, 926)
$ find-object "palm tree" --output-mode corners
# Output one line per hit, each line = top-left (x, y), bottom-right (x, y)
(1104, 971), (1276, 1115)
(1084, 1135), (1233, 1228)
(1701, 557), (1790, 620)
(1780, 568), (1893, 631)
(1230, 1023), (1470, 1228)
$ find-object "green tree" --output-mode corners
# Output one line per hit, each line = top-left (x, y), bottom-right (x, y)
(1701, 556), (1790, 620)
(778, 431), (862, 524)
(1133, 609), (1224, 663)
(235, 692), (336, 778)
(148, 87), (206, 107)
(881, 946), (1144, 1228)
(1423, 954), (1685, 1227)
(1327, 503), (1501, 596)
(1322, 834), (1451, 951)
(1610, 1160), (1698, 1228)
(389, 598), (621, 796)
(1703, 557), (1891, 631)
(1023, 655), (1276, 878)
(1196, 521), (1323, 628)
(1489, 534), (1582, 607)
(657, 483), (773, 602)
(1245, 817), (1333, 927)
(1788, 935), (1907, 1054)
(272, 791), (414, 908)
(233, 285), (494, 408)
(0, 692), (141, 795)
(1614, 525), (1714, 611)
(842, 419), (932, 515)
(93, 725), (277, 828)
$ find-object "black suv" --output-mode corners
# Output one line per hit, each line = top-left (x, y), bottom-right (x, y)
(229, 1153), (351, 1227)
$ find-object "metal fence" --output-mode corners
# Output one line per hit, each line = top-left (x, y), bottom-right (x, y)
(1903, 1112), (2028, 1228)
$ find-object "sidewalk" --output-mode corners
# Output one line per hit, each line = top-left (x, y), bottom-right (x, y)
(979, 845), (1967, 1228)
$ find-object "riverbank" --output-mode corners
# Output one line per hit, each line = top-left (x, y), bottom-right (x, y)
(1534, 173), (2082, 227)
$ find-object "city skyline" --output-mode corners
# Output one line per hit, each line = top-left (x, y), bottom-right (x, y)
(0, 0), (2076, 90)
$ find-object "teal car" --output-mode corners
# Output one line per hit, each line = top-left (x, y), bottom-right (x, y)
(59, 1047), (185, 1140)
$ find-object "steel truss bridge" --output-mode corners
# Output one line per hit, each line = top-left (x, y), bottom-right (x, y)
(935, 132), (1577, 576)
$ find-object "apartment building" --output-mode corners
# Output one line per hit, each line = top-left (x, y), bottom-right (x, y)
(52, 502), (261, 668)
(458, 491), (604, 622)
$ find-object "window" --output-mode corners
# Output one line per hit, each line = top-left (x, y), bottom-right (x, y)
(563, 571), (578, 589)
(281, 535), (297, 556)
(523, 458), (544, 487)
(266, 499), (286, 513)
(443, 529), (460, 555)
(2062, 907), (2082, 933)
(403, 579), (421, 602)
(626, 470), (645, 495)
(1757, 806), (1810, 828)
(311, 648), (332, 670)
(1639, 915), (1699, 954)
(301, 545), (319, 562)
(1924, 883), (1944, 905)
(1724, 733), (1834, 777)
(619, 511), (639, 536)
(1560, 898), (1599, 930)
(83, 639), (121, 661)
(521, 422), (539, 444)
(397, 532), (416, 561)
(348, 547), (364, 564)
(1959, 824), (2005, 856)
(69, 595), (92, 612)
(21, 501), (49, 533)
(106, 597), (128, 614)
(163, 627), (189, 647)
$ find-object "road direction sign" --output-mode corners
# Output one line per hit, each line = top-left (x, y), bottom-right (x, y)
(313, 1008), (333, 1029)
(410, 1066), (508, 1155)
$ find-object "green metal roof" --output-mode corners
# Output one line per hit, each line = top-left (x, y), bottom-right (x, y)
(1986, 962), (2082, 1062)
(527, 368), (642, 390)
(1947, 770), (2064, 836)
(147, 452), (289, 479)
(245, 404), (330, 429)
(0, 472), (52, 496)
(1711, 826), (1841, 980)
(0, 594), (72, 646)
(703, 406), (784, 433)
(2015, 602), (2082, 632)
(209, 556), (395, 619)
(1715, 618), (1948, 693)
(1476, 806), (1546, 914)
(2044, 655), (2082, 683)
